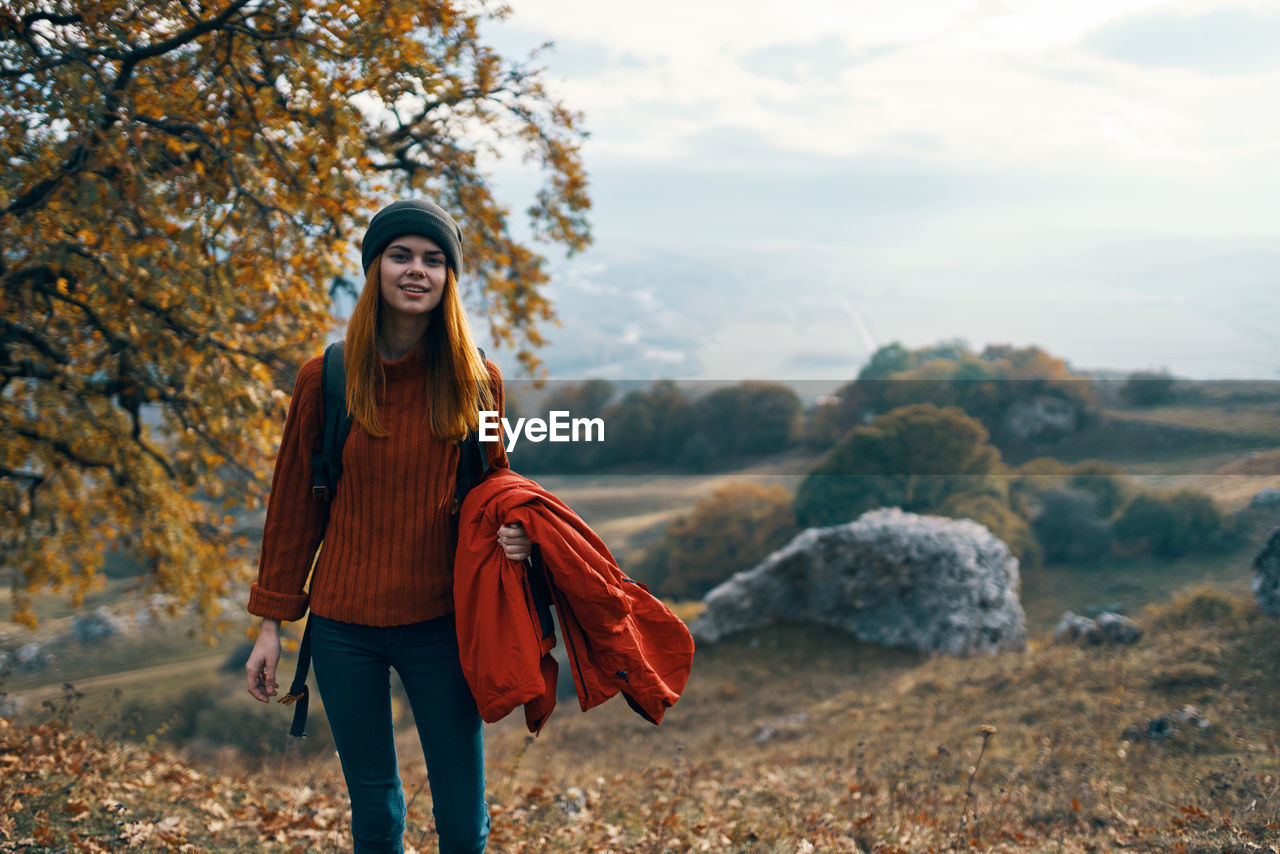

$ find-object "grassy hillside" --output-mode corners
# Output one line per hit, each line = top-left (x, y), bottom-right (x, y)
(1003, 379), (1280, 476)
(3, 589), (1277, 852)
(3, 389), (1279, 851)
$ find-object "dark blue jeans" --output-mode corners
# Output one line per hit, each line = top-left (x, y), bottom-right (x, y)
(310, 613), (489, 854)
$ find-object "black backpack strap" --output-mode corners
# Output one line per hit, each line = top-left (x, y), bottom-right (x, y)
(453, 430), (487, 514)
(311, 342), (352, 502)
(288, 341), (349, 737)
(278, 617), (312, 737)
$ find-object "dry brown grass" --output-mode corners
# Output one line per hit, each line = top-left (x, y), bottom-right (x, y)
(4, 590), (1279, 852)
(473, 594), (1280, 852)
(1107, 406), (1280, 443)
(1210, 448), (1280, 477)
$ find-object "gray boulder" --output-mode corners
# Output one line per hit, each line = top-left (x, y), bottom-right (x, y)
(70, 606), (124, 644)
(1053, 611), (1101, 645)
(1097, 612), (1142, 644)
(1250, 488), (1280, 509)
(1253, 526), (1280, 616)
(692, 508), (1026, 655)
(1123, 705), (1210, 742)
(999, 395), (1081, 444)
(1054, 610), (1141, 645)
(753, 713), (809, 746)
(13, 642), (54, 673)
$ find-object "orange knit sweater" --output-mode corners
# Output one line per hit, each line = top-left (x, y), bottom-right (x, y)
(247, 341), (509, 626)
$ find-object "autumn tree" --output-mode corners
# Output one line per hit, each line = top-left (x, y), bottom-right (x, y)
(1, 0), (591, 626)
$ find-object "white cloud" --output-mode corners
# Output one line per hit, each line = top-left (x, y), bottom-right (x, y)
(492, 0), (1280, 171)
(480, 1), (1280, 379)
(1081, 4), (1280, 75)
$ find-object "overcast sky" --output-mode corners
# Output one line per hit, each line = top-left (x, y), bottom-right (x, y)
(476, 0), (1280, 381)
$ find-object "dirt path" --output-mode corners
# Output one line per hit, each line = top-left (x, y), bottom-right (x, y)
(10, 651), (230, 706)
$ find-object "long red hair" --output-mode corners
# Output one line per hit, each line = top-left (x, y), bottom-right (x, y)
(344, 256), (495, 439)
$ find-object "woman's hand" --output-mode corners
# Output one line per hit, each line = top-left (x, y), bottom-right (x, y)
(245, 619), (281, 703)
(498, 521), (532, 562)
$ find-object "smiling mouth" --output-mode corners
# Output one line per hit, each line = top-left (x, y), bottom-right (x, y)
(399, 284), (430, 294)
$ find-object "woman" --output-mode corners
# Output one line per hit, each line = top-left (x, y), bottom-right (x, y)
(244, 199), (529, 854)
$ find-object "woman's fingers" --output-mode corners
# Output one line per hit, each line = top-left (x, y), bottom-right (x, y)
(246, 660), (269, 702)
(245, 641), (279, 702)
(498, 522), (532, 560)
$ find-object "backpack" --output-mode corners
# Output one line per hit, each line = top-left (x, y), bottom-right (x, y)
(280, 340), (494, 736)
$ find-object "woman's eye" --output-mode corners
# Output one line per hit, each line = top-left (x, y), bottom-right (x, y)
(426, 258), (442, 266)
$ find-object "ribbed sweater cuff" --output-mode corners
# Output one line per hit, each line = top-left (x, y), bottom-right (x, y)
(247, 583), (309, 623)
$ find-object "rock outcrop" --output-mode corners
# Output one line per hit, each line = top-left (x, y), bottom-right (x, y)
(692, 508), (1026, 655)
(70, 607), (124, 644)
(1249, 487), (1280, 509)
(998, 395), (1081, 444)
(1252, 526), (1280, 616)
(12, 642), (54, 673)
(1053, 610), (1142, 646)
(1123, 706), (1210, 743)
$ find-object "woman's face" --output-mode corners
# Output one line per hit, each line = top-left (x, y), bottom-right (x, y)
(378, 234), (448, 318)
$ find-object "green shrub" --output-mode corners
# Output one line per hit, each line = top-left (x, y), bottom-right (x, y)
(1065, 460), (1131, 518)
(794, 403), (1004, 528)
(1009, 458), (1131, 522)
(800, 397), (849, 450)
(1120, 369), (1176, 407)
(1007, 457), (1071, 518)
(1031, 488), (1111, 563)
(1113, 489), (1233, 558)
(940, 491), (1040, 564)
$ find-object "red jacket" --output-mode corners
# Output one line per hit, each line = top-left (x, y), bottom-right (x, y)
(453, 468), (695, 733)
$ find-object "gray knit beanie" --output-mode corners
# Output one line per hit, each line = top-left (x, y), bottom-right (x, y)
(361, 199), (463, 276)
